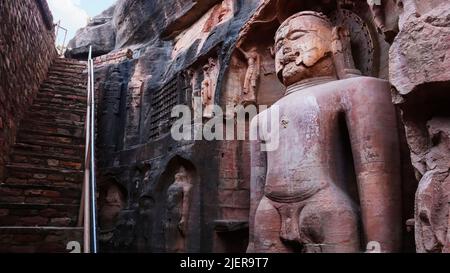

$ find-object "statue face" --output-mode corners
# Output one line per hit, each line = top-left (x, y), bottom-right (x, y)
(106, 186), (123, 204)
(275, 14), (333, 86)
(174, 167), (190, 183)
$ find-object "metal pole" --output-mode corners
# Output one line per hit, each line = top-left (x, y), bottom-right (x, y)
(89, 57), (98, 253)
(83, 46), (92, 253)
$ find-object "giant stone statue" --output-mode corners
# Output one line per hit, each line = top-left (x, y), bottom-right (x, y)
(248, 11), (402, 253)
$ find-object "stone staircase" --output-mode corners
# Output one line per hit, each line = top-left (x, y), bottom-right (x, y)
(0, 58), (87, 253)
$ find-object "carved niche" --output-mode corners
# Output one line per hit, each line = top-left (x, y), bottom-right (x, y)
(200, 57), (220, 118)
(99, 181), (127, 231)
(98, 66), (126, 152)
(164, 166), (193, 253)
(124, 77), (145, 147)
(185, 56), (221, 119)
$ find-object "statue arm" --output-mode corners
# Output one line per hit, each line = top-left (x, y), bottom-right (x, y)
(345, 79), (402, 252)
(247, 116), (267, 252)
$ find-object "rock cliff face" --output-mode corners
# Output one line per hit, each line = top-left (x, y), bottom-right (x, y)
(389, 0), (450, 253)
(66, 5), (116, 58)
(66, 0), (225, 57)
(67, 0), (450, 253)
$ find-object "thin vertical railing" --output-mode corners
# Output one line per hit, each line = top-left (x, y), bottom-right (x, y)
(55, 20), (68, 56)
(78, 46), (98, 253)
(89, 48), (98, 253)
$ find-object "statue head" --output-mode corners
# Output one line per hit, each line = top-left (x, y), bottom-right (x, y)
(105, 184), (124, 205)
(174, 166), (190, 183)
(275, 11), (334, 86)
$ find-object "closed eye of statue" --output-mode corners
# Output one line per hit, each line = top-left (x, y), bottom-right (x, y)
(287, 30), (308, 40)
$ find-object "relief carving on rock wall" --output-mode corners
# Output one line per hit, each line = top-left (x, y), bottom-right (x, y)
(165, 166), (193, 252)
(99, 66), (125, 152)
(239, 47), (261, 105)
(389, 0), (450, 252)
(201, 57), (220, 118)
(248, 11), (402, 253)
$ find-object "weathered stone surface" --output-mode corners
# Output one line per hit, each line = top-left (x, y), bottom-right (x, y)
(389, 0), (450, 253)
(66, 4), (117, 59)
(390, 2), (450, 96)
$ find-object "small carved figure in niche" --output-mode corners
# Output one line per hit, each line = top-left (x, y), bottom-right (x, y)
(331, 26), (361, 79)
(241, 47), (260, 104)
(187, 69), (201, 113)
(165, 166), (193, 253)
(368, 0), (387, 33)
(100, 183), (125, 230)
(367, 0), (400, 43)
(248, 11), (402, 253)
(200, 58), (217, 118)
(201, 65), (212, 107)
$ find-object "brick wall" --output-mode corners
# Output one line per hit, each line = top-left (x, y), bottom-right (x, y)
(0, 0), (57, 178)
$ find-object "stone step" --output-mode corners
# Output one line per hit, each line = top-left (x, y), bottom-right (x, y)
(18, 122), (84, 139)
(46, 75), (86, 86)
(11, 147), (82, 162)
(4, 176), (82, 190)
(49, 64), (85, 71)
(35, 93), (87, 105)
(40, 83), (86, 94)
(47, 68), (85, 77)
(25, 109), (85, 123)
(40, 80), (86, 90)
(47, 68), (87, 77)
(16, 133), (83, 147)
(30, 105), (86, 116)
(0, 226), (83, 253)
(53, 58), (86, 66)
(0, 183), (81, 206)
(20, 119), (85, 133)
(5, 164), (84, 182)
(9, 151), (83, 171)
(33, 99), (86, 110)
(12, 142), (84, 157)
(37, 90), (87, 102)
(17, 117), (85, 132)
(38, 88), (86, 100)
(51, 62), (86, 70)
(0, 203), (80, 227)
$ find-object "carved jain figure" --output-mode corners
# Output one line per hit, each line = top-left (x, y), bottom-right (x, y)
(242, 47), (260, 104)
(248, 12), (402, 253)
(99, 184), (125, 230)
(165, 166), (193, 252)
(201, 58), (218, 118)
(201, 64), (212, 109)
